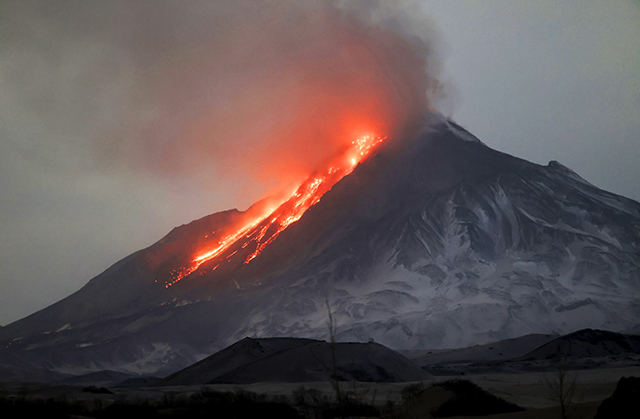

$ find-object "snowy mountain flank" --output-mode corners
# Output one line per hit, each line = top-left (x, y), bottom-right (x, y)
(1, 114), (639, 380)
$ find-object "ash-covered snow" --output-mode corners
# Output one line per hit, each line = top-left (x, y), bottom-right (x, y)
(427, 112), (483, 144)
(1, 115), (639, 378)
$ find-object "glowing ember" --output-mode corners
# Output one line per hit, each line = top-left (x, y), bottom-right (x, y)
(165, 133), (386, 288)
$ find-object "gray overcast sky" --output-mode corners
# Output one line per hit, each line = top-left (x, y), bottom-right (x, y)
(1, 1), (639, 325)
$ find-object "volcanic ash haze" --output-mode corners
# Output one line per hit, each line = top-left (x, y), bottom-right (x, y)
(3, 1), (639, 381)
(99, 0), (445, 287)
(95, 0), (442, 202)
(0, 0), (450, 377)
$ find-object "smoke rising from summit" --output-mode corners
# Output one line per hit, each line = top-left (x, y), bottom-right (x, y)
(3, 1), (443, 201)
(2, 1), (639, 329)
(0, 0), (446, 326)
(111, 0), (443, 198)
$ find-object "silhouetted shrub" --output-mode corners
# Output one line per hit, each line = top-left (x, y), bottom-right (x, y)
(83, 385), (114, 394)
(96, 401), (158, 419)
(400, 382), (426, 402)
(184, 388), (301, 419)
(0, 397), (86, 419)
(293, 386), (328, 406)
(291, 385), (381, 419)
(320, 398), (380, 419)
(0, 388), (303, 419)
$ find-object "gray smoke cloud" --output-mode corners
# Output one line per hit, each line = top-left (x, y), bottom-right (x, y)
(5, 1), (636, 327)
(0, 0), (446, 324)
(2, 1), (444, 198)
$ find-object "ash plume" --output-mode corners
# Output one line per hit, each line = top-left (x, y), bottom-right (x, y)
(1, 0), (444, 203)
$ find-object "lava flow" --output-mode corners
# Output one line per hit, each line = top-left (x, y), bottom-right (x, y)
(165, 133), (386, 288)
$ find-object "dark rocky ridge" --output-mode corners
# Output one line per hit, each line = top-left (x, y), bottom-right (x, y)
(158, 337), (431, 385)
(416, 329), (640, 375)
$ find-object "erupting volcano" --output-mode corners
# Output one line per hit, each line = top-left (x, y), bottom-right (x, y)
(167, 133), (386, 287)
(1, 114), (640, 380)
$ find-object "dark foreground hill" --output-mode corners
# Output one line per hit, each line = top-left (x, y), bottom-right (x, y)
(415, 328), (640, 375)
(515, 328), (640, 360)
(159, 337), (431, 386)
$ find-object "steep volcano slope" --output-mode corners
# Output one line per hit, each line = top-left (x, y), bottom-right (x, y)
(1, 114), (639, 379)
(183, 116), (640, 350)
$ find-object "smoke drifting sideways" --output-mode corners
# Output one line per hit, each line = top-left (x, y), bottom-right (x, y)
(92, 1), (444, 202)
(3, 1), (444, 209)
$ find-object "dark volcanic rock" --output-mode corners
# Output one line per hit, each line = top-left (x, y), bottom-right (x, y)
(433, 379), (525, 417)
(594, 376), (640, 419)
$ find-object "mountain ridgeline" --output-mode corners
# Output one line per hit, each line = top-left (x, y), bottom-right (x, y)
(1, 114), (639, 379)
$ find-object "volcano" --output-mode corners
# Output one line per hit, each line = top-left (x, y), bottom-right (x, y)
(2, 113), (639, 380)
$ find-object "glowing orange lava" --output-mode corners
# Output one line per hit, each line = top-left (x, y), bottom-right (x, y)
(165, 134), (386, 288)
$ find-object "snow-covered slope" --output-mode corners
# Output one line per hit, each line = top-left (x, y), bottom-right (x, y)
(205, 115), (640, 351)
(1, 114), (639, 379)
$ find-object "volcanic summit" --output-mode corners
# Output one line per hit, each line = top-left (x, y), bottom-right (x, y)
(1, 113), (639, 379)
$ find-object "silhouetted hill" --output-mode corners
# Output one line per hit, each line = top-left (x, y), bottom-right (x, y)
(159, 337), (431, 385)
